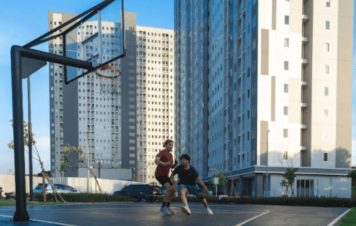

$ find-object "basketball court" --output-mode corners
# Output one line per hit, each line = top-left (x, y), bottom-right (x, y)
(0, 203), (349, 226)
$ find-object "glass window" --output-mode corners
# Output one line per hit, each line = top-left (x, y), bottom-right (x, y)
(326, 42), (330, 52)
(284, 61), (289, 70)
(323, 153), (328, 161)
(326, 0), (331, 7)
(283, 129), (288, 138)
(284, 106), (288, 115)
(325, 20), (330, 30)
(283, 151), (288, 160)
(284, 38), (289, 47)
(284, 84), (289, 93)
(324, 87), (329, 96)
(284, 15), (289, 25)
(325, 65), (330, 74)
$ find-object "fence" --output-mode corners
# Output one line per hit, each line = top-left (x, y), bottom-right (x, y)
(0, 174), (141, 195)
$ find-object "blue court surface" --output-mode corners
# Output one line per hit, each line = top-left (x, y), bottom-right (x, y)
(0, 202), (349, 226)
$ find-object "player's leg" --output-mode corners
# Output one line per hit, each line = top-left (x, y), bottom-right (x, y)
(178, 185), (191, 215)
(157, 176), (174, 216)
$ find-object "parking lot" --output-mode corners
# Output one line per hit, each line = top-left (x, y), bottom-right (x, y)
(0, 202), (349, 226)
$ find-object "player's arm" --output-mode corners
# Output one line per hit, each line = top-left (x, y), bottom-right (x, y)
(155, 153), (170, 166)
(195, 177), (209, 192)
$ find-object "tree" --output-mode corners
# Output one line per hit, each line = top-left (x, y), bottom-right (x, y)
(280, 168), (297, 196)
(62, 145), (102, 193)
(8, 120), (65, 202)
(348, 170), (356, 187)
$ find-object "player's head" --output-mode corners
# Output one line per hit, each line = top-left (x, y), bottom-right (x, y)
(163, 139), (173, 151)
(180, 154), (190, 166)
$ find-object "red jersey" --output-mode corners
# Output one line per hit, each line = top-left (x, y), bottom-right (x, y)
(155, 150), (173, 177)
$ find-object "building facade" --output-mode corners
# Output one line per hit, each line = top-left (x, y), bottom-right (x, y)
(49, 12), (123, 179)
(175, 0), (353, 197)
(121, 13), (175, 184)
(49, 12), (175, 184)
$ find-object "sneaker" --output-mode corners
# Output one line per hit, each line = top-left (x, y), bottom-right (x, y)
(167, 207), (175, 215)
(206, 207), (214, 215)
(181, 206), (192, 215)
(160, 207), (173, 216)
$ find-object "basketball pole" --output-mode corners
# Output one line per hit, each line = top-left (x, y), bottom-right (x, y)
(11, 46), (92, 222)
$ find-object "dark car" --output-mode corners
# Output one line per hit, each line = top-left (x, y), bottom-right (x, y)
(113, 184), (162, 202)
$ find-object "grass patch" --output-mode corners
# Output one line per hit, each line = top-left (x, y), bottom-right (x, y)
(0, 199), (15, 206)
(339, 208), (356, 226)
(352, 187), (356, 199)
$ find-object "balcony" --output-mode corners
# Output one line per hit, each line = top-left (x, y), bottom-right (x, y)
(302, 14), (309, 22)
(301, 124), (307, 129)
(301, 145), (307, 150)
(301, 102), (308, 108)
(302, 58), (309, 65)
(301, 80), (308, 86)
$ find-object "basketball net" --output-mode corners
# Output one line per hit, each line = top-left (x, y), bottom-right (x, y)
(94, 64), (121, 96)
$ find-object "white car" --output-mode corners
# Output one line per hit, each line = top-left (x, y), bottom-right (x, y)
(34, 183), (78, 194)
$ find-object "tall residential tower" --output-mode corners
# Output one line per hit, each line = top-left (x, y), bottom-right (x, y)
(175, 0), (353, 197)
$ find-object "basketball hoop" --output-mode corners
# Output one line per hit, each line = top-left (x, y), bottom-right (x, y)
(94, 63), (121, 96)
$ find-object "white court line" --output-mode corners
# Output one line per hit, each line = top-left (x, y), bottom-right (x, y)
(234, 210), (270, 226)
(326, 208), (351, 226)
(0, 214), (78, 226)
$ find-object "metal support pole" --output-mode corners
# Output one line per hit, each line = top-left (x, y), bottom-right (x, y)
(27, 77), (33, 201)
(11, 46), (30, 222)
(11, 45), (92, 222)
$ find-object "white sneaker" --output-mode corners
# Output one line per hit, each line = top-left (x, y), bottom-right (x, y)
(160, 207), (173, 216)
(206, 207), (214, 215)
(181, 206), (192, 215)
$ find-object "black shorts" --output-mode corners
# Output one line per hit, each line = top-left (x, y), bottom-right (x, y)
(155, 176), (172, 186)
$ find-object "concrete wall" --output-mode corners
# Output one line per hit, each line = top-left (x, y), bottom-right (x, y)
(269, 174), (351, 198)
(0, 175), (141, 195)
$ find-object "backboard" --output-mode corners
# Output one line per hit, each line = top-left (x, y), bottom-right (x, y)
(64, 0), (125, 83)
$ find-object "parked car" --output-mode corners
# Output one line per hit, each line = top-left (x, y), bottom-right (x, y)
(113, 184), (162, 202)
(33, 183), (78, 194)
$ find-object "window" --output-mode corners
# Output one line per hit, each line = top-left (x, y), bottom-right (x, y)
(326, 0), (331, 7)
(284, 84), (289, 93)
(325, 65), (330, 74)
(324, 109), (329, 117)
(284, 38), (289, 47)
(324, 87), (329, 96)
(283, 129), (288, 138)
(284, 15), (289, 25)
(297, 180), (314, 197)
(284, 61), (289, 70)
(323, 153), (328, 161)
(283, 151), (288, 160)
(284, 106), (288, 115)
(326, 42), (330, 52)
(325, 20), (330, 30)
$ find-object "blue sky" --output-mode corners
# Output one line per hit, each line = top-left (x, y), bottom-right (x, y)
(0, 0), (355, 174)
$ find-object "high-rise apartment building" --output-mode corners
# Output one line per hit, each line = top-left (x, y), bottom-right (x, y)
(175, 0), (353, 197)
(49, 12), (122, 178)
(122, 13), (175, 184)
(49, 12), (174, 184)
